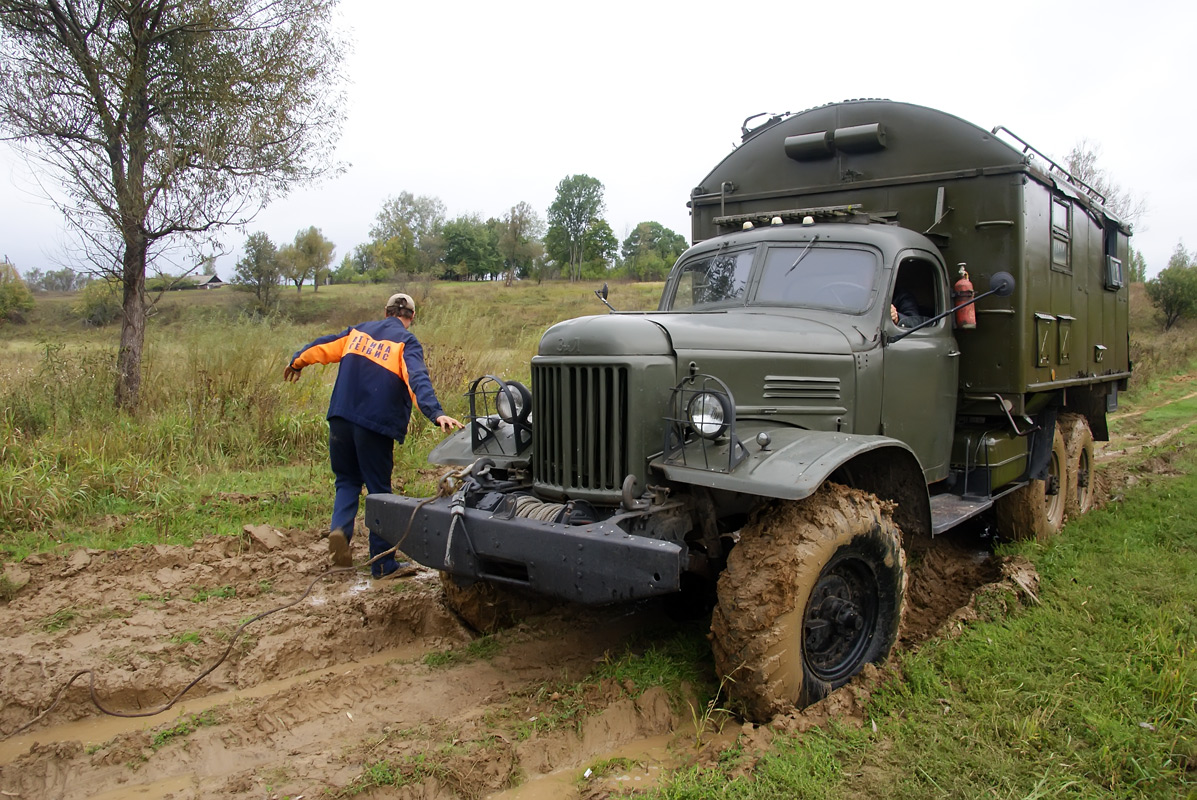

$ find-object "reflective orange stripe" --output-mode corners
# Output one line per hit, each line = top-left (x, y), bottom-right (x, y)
(292, 330), (420, 407)
(292, 334), (350, 369)
(340, 329), (406, 376)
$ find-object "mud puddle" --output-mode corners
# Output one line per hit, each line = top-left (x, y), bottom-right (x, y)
(0, 516), (1032, 799)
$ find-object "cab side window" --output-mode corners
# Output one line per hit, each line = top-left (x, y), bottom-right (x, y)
(890, 258), (941, 329)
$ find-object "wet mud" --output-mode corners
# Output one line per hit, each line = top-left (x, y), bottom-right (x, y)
(0, 514), (1031, 800)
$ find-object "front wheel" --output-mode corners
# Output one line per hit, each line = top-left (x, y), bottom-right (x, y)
(710, 484), (906, 722)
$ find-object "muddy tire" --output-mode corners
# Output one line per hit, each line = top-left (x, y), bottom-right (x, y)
(439, 573), (554, 634)
(709, 484), (906, 722)
(1059, 414), (1096, 519)
(996, 425), (1068, 541)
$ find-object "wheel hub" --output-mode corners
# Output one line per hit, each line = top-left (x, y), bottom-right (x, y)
(802, 565), (878, 682)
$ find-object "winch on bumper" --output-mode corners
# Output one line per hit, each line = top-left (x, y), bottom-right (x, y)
(365, 492), (686, 605)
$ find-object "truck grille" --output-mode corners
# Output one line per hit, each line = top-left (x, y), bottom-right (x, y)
(533, 364), (629, 493)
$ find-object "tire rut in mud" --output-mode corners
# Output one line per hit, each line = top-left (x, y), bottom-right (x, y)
(0, 529), (690, 800)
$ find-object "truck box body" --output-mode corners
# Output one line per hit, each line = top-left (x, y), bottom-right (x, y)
(689, 100), (1130, 415)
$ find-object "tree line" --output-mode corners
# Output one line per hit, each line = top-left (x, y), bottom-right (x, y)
(231, 176), (691, 310)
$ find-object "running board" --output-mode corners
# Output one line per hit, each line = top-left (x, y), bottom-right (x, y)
(929, 493), (994, 536)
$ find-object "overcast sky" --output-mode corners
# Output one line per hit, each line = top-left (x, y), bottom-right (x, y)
(2, 0), (1193, 280)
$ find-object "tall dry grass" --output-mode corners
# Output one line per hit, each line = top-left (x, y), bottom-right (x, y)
(0, 280), (660, 542)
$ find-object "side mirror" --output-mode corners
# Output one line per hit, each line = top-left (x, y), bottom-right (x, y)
(990, 271), (1015, 297)
(594, 282), (616, 312)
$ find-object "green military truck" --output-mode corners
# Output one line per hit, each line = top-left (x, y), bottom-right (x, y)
(367, 99), (1131, 721)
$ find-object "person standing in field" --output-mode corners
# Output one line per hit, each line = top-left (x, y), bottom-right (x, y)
(284, 292), (464, 577)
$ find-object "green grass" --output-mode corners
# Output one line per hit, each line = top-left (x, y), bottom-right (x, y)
(507, 625), (715, 741)
(637, 435), (1197, 799)
(422, 634), (504, 668)
(38, 607), (78, 632)
(168, 631), (204, 645)
(187, 584), (236, 603)
(150, 710), (220, 750)
(338, 753), (451, 797)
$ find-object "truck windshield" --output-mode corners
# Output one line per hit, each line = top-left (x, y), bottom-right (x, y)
(754, 245), (877, 313)
(667, 249), (754, 309)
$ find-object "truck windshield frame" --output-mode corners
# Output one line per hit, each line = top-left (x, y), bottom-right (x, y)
(665, 247), (755, 309)
(752, 243), (879, 314)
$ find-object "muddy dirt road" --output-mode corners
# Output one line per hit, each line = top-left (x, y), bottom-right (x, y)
(0, 513), (1036, 800)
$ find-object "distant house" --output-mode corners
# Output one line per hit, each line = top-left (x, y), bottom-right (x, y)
(167, 274), (224, 290)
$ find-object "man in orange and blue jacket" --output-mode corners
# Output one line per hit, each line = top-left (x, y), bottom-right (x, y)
(284, 292), (463, 577)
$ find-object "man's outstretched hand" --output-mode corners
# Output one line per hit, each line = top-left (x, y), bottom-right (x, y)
(436, 415), (465, 433)
(284, 365), (302, 382)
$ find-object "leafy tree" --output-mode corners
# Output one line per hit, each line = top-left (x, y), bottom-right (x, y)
(1065, 141), (1146, 225)
(440, 214), (501, 281)
(582, 219), (618, 273)
(0, 261), (34, 322)
(329, 253), (357, 285)
(0, 0), (346, 410)
(1126, 248), (1147, 283)
(546, 175), (606, 281)
(499, 201), (545, 286)
(621, 221), (687, 280)
(1145, 243), (1197, 331)
(233, 232), (280, 307)
(293, 226), (335, 291)
(22, 266), (85, 292)
(370, 192), (446, 274)
(276, 244), (306, 294)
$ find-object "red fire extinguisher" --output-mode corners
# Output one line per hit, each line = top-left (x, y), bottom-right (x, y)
(953, 264), (976, 329)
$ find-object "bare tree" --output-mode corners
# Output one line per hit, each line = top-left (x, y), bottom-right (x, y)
(1066, 140), (1148, 226)
(500, 201), (545, 287)
(0, 0), (346, 410)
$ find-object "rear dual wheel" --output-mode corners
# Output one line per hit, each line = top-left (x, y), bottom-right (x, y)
(996, 425), (1068, 541)
(1059, 413), (1096, 519)
(710, 484), (906, 722)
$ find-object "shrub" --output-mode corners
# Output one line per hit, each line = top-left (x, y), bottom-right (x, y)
(1145, 243), (1197, 330)
(73, 278), (123, 326)
(0, 262), (35, 323)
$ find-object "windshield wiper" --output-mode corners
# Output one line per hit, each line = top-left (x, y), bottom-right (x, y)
(785, 235), (819, 275)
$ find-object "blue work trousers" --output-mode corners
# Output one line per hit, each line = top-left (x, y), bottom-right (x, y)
(328, 416), (399, 574)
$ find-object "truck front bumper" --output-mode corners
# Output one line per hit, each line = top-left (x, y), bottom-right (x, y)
(364, 493), (686, 605)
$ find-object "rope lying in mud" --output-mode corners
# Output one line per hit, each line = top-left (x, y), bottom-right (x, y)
(6, 465), (474, 740)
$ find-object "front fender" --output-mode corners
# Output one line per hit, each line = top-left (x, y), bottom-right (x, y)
(651, 423), (918, 502)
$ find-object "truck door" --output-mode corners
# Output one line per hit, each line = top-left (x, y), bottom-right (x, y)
(881, 254), (957, 483)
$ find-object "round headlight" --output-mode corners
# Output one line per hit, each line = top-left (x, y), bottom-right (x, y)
(687, 391), (730, 439)
(495, 381), (530, 423)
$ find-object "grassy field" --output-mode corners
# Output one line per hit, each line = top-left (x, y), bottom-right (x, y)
(1, 279), (1195, 797)
(0, 280), (661, 556)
